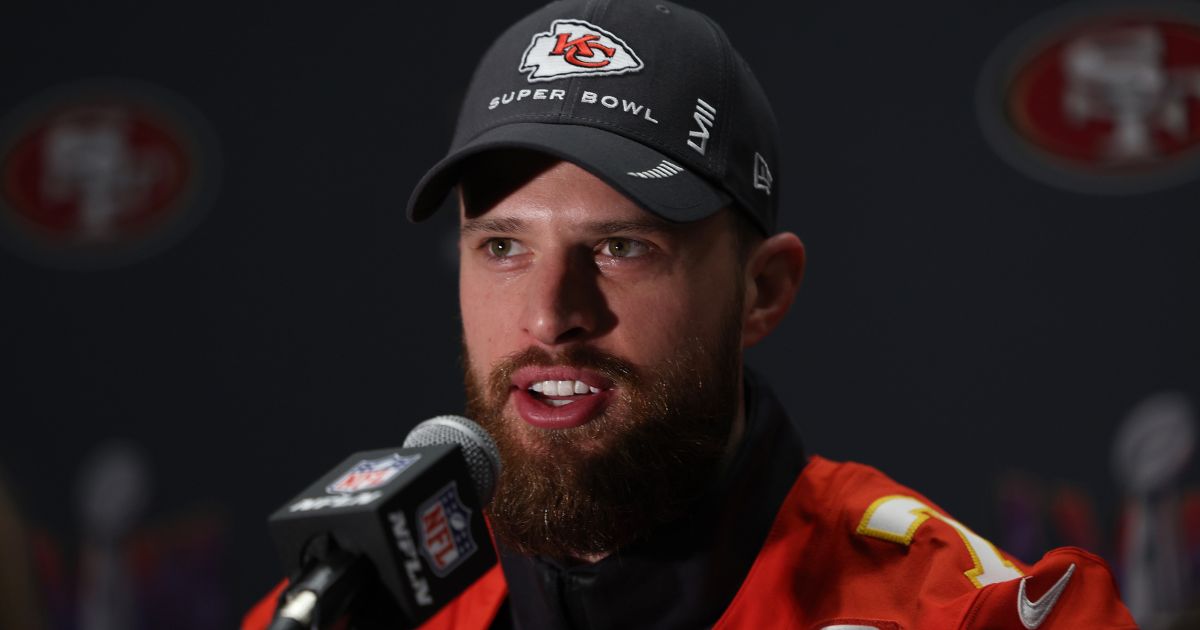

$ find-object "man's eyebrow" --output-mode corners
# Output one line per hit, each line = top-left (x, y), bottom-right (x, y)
(460, 216), (527, 235)
(585, 219), (676, 235)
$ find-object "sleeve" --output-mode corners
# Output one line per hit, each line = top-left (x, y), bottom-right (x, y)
(960, 547), (1137, 630)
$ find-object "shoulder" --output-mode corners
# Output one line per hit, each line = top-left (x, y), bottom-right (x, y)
(788, 456), (965, 550)
(794, 456), (934, 513)
(714, 456), (1135, 629)
(779, 456), (1025, 588)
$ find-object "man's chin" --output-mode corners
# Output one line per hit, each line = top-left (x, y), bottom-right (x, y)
(477, 395), (734, 560)
(462, 334), (742, 560)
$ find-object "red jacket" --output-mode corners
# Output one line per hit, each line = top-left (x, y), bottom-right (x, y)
(244, 456), (1135, 629)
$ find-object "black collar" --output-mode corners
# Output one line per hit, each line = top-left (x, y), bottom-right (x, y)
(496, 370), (807, 630)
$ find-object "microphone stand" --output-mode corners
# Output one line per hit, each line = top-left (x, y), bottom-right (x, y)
(268, 536), (370, 630)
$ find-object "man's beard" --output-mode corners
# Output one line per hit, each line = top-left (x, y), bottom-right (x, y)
(463, 311), (743, 561)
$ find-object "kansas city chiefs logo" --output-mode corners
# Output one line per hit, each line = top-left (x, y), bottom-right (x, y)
(519, 19), (644, 82)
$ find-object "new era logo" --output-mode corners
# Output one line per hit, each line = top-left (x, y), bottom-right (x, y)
(753, 152), (773, 195)
(519, 19), (644, 82)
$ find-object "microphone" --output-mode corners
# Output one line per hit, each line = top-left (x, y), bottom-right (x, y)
(266, 416), (501, 630)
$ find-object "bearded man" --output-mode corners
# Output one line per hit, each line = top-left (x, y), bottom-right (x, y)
(246, 0), (1136, 628)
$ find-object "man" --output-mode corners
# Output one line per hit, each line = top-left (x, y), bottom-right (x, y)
(246, 0), (1136, 627)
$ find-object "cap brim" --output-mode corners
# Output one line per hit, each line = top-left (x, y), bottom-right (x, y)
(406, 122), (730, 223)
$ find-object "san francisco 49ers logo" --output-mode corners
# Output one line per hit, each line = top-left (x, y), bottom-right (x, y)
(0, 78), (219, 269)
(519, 19), (644, 82)
(978, 1), (1200, 193)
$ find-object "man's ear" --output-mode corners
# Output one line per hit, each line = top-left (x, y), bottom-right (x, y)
(741, 232), (806, 348)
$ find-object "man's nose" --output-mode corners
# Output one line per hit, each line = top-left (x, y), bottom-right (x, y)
(521, 248), (611, 346)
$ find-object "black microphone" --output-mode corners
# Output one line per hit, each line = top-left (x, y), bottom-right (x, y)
(266, 416), (501, 630)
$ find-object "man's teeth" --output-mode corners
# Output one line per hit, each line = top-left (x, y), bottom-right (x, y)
(528, 380), (602, 396)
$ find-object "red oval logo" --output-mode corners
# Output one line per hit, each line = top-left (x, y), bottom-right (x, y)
(979, 3), (1200, 193)
(0, 79), (218, 269)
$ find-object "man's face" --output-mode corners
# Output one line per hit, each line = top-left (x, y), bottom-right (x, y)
(459, 154), (747, 560)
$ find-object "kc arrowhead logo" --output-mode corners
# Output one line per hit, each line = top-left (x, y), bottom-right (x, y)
(519, 19), (644, 82)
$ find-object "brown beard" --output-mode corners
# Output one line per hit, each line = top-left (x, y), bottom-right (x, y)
(463, 316), (743, 561)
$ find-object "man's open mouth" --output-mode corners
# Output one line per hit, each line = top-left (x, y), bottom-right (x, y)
(511, 368), (614, 428)
(527, 379), (603, 406)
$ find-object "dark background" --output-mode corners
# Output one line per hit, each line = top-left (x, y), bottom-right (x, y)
(1, 0), (1197, 627)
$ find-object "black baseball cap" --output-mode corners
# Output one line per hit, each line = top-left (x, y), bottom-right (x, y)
(405, 0), (781, 235)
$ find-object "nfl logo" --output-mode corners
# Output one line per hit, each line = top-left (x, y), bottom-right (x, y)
(326, 453), (419, 494)
(418, 482), (477, 577)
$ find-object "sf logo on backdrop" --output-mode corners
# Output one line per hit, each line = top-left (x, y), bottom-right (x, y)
(978, 1), (1200, 194)
(0, 78), (219, 269)
(520, 19), (644, 82)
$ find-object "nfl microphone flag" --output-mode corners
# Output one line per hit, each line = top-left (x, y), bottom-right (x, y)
(268, 443), (494, 628)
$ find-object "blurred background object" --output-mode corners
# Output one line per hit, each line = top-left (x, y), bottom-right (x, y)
(0, 78), (219, 270)
(76, 440), (149, 630)
(0, 468), (45, 630)
(996, 391), (1199, 629)
(978, 1), (1200, 193)
(26, 440), (229, 630)
(1, 0), (1197, 627)
(1113, 392), (1195, 629)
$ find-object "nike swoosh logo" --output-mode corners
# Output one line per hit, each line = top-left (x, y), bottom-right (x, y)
(1017, 563), (1076, 629)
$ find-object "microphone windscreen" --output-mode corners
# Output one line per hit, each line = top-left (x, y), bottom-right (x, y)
(403, 416), (501, 504)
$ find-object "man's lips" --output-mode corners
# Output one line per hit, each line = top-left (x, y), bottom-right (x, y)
(510, 366), (615, 429)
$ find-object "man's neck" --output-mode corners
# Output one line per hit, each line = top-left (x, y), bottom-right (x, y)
(721, 377), (748, 471)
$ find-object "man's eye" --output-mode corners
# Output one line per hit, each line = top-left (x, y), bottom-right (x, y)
(485, 238), (526, 258)
(599, 238), (649, 258)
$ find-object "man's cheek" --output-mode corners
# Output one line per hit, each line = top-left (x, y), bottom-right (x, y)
(461, 298), (497, 347)
(626, 301), (690, 350)
(464, 288), (517, 343)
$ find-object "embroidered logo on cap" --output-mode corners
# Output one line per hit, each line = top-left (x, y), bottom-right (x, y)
(753, 152), (773, 195)
(627, 159), (684, 179)
(687, 98), (717, 155)
(519, 19), (644, 82)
